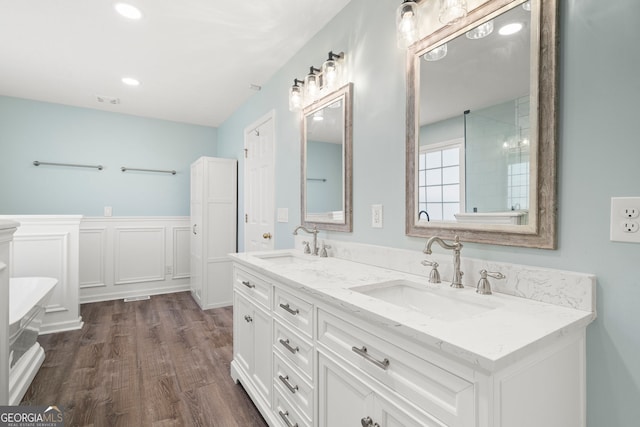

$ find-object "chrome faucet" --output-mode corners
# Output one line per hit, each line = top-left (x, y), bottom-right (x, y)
(293, 225), (319, 256)
(423, 235), (464, 288)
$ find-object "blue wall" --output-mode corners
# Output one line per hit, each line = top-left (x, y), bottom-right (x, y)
(217, 0), (640, 425)
(0, 96), (217, 216)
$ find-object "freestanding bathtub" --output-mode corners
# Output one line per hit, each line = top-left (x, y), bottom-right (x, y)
(8, 276), (57, 405)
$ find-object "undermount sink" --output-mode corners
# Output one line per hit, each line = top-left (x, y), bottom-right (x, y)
(352, 280), (500, 321)
(253, 252), (314, 265)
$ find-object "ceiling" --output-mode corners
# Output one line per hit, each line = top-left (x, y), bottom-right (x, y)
(0, 0), (352, 127)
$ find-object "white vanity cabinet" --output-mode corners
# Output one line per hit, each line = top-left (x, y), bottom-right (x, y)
(231, 267), (272, 411)
(230, 256), (592, 427)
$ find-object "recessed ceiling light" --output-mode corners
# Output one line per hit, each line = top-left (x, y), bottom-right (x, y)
(499, 22), (523, 36)
(114, 3), (143, 20)
(122, 77), (140, 86)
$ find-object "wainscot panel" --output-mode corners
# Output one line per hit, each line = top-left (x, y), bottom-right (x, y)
(0, 215), (84, 334)
(79, 217), (191, 303)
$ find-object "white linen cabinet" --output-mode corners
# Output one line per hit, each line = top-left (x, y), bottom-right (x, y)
(190, 156), (237, 309)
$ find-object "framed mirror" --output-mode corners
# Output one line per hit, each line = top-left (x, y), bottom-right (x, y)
(406, 0), (558, 248)
(301, 83), (353, 232)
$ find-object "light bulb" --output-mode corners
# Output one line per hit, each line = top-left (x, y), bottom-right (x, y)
(439, 0), (467, 25)
(322, 59), (340, 90)
(289, 85), (303, 112)
(305, 73), (319, 102)
(396, 1), (419, 49)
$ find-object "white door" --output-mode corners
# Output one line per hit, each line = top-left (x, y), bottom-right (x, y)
(190, 159), (203, 301)
(244, 112), (275, 252)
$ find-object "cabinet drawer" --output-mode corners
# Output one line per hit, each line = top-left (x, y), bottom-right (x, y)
(274, 387), (310, 427)
(274, 353), (313, 423)
(274, 287), (313, 338)
(317, 309), (475, 426)
(274, 320), (314, 382)
(234, 267), (271, 309)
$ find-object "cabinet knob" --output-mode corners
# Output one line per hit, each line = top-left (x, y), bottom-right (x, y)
(262, 232), (272, 239)
(361, 416), (380, 427)
(244, 315), (253, 323)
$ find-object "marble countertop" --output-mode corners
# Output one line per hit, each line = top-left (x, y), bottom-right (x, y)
(229, 250), (596, 372)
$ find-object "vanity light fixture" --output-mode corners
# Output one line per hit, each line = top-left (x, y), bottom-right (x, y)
(499, 22), (523, 36)
(466, 20), (494, 39)
(439, 0), (467, 25)
(289, 78), (305, 112)
(522, 1), (531, 11)
(396, 0), (419, 49)
(121, 77), (140, 86)
(304, 66), (321, 103)
(114, 2), (143, 20)
(322, 51), (343, 91)
(423, 43), (448, 61)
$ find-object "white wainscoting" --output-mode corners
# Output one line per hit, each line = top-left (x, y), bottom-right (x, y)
(0, 215), (84, 334)
(79, 217), (191, 303)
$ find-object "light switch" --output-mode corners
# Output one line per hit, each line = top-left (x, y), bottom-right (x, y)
(277, 208), (289, 223)
(371, 204), (383, 228)
(104, 206), (112, 217)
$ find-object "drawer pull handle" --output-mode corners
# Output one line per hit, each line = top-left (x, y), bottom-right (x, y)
(352, 346), (390, 370)
(244, 315), (253, 323)
(278, 410), (298, 427)
(241, 280), (255, 289)
(278, 374), (299, 394)
(279, 303), (299, 316)
(279, 338), (299, 354)
(361, 416), (380, 427)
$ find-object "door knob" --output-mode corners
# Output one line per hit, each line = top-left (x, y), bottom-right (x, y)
(262, 232), (272, 239)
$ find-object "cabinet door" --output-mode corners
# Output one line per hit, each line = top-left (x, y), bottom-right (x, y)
(318, 352), (374, 427)
(376, 395), (447, 427)
(233, 292), (254, 375)
(252, 303), (272, 405)
(190, 160), (203, 300)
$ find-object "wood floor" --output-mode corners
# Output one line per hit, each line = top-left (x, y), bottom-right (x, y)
(21, 292), (268, 427)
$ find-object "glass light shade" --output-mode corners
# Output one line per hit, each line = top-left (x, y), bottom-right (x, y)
(396, 1), (419, 49)
(522, 1), (531, 11)
(422, 43), (448, 61)
(313, 110), (324, 121)
(289, 85), (303, 112)
(322, 59), (341, 91)
(466, 20), (494, 39)
(304, 73), (319, 102)
(439, 0), (467, 25)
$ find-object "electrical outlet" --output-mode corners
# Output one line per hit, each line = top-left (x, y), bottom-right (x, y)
(611, 197), (640, 242)
(371, 204), (383, 228)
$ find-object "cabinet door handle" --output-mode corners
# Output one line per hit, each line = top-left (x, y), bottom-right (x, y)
(244, 315), (252, 323)
(352, 346), (390, 370)
(192, 224), (197, 235)
(279, 303), (299, 316)
(279, 338), (299, 354)
(361, 416), (380, 427)
(278, 410), (298, 427)
(278, 374), (299, 394)
(241, 280), (255, 289)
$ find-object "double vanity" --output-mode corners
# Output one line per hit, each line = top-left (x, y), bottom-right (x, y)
(229, 241), (595, 427)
